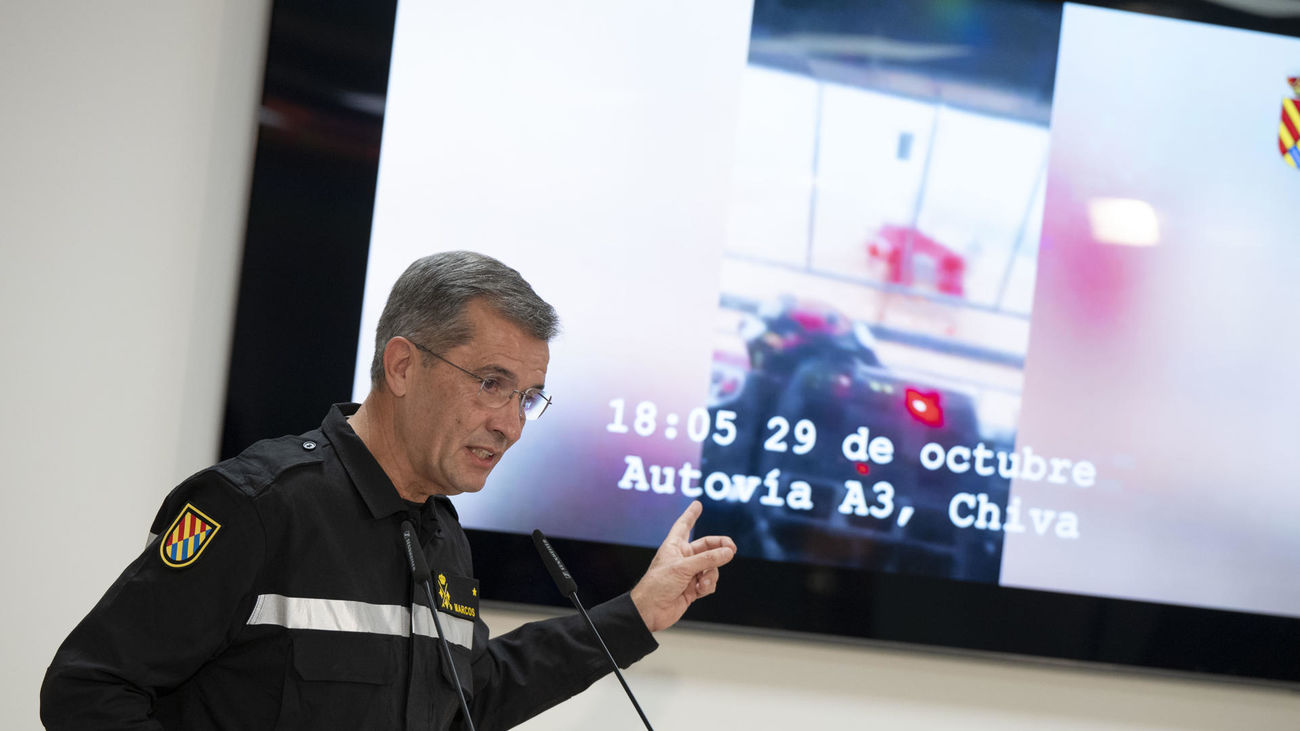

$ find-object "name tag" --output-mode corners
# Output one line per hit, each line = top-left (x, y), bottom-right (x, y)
(434, 572), (479, 620)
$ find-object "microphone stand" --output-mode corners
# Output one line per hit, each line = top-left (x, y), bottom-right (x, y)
(402, 521), (477, 731)
(533, 529), (655, 731)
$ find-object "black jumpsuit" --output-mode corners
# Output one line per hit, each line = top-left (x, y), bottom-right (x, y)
(41, 404), (657, 730)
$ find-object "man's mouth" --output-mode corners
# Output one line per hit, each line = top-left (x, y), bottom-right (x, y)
(468, 447), (495, 461)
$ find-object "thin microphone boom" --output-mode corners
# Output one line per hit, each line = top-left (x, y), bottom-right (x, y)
(531, 530), (655, 731)
(402, 521), (477, 731)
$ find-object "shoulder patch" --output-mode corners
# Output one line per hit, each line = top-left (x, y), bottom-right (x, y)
(159, 503), (222, 568)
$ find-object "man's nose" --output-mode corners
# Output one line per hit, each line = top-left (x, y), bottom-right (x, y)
(488, 396), (525, 444)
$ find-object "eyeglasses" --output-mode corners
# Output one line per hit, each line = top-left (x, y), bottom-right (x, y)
(407, 339), (552, 421)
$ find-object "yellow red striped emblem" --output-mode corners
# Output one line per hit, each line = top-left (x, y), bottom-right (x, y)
(1282, 93), (1300, 169)
(159, 503), (222, 568)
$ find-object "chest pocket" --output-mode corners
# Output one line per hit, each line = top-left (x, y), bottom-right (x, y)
(426, 571), (479, 698)
(279, 632), (400, 727)
(439, 639), (475, 699)
(293, 632), (395, 683)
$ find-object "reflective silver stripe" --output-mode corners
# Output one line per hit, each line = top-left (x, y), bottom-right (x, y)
(248, 594), (408, 636)
(247, 594), (474, 650)
(414, 603), (475, 650)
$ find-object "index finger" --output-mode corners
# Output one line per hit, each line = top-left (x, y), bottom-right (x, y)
(689, 534), (736, 555)
(679, 544), (736, 576)
(667, 500), (704, 542)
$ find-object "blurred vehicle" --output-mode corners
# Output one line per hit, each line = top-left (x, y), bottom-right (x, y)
(700, 296), (1009, 582)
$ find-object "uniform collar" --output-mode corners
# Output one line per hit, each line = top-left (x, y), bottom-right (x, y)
(322, 403), (459, 522)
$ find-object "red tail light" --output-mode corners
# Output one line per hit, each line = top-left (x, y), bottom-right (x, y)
(905, 388), (944, 427)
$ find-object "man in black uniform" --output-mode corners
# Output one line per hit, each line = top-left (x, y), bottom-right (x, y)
(41, 251), (737, 729)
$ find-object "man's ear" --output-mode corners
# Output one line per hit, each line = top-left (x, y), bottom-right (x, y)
(382, 337), (419, 398)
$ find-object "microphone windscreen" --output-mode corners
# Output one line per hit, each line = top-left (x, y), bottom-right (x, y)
(532, 529), (578, 597)
(400, 520), (432, 583)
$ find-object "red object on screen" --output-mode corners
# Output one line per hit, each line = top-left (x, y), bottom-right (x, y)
(867, 225), (966, 296)
(904, 388), (944, 427)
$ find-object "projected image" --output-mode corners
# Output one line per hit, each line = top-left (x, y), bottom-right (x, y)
(356, 0), (1300, 614)
(999, 3), (1300, 617)
(693, 0), (1062, 580)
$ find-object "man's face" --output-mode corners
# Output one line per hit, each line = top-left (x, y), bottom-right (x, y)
(395, 299), (549, 497)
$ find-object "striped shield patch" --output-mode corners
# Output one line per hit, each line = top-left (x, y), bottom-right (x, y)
(159, 503), (222, 568)
(1281, 78), (1300, 169)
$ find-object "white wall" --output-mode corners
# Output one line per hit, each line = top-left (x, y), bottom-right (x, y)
(1, 2), (1297, 729)
(1, 1), (269, 726)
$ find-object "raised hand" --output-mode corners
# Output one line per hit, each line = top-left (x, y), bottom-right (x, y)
(629, 501), (737, 632)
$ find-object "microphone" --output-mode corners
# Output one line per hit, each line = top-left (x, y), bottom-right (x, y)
(531, 530), (654, 731)
(532, 528), (577, 596)
(401, 521), (477, 731)
(400, 521), (431, 583)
